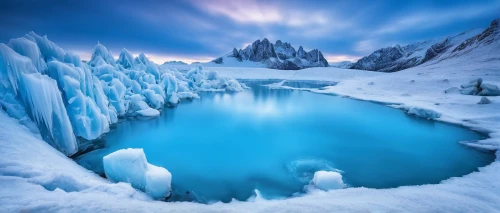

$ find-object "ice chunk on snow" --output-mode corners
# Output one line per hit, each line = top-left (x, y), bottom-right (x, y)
(444, 87), (460, 94)
(477, 97), (492, 104)
(478, 83), (500, 96)
(459, 78), (500, 96)
(407, 107), (441, 119)
(311, 171), (344, 191)
(145, 164), (173, 199)
(103, 148), (172, 200)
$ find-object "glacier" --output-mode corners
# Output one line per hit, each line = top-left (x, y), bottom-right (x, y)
(0, 32), (245, 156)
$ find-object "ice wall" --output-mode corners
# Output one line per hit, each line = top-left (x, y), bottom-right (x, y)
(0, 32), (246, 156)
(0, 44), (77, 155)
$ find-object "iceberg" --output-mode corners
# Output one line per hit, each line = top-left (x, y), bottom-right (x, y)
(103, 148), (172, 200)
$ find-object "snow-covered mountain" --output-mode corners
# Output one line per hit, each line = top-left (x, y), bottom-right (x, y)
(351, 18), (500, 72)
(162, 61), (187, 66)
(329, 61), (353, 69)
(207, 38), (329, 70)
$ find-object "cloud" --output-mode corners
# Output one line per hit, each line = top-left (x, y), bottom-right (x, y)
(194, 0), (282, 24)
(375, 3), (500, 35)
(324, 54), (361, 62)
(354, 40), (376, 53)
(189, 0), (338, 28)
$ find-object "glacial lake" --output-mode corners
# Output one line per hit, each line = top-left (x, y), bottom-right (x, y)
(76, 80), (495, 203)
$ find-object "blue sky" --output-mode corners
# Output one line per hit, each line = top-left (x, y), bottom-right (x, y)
(1, 0), (499, 63)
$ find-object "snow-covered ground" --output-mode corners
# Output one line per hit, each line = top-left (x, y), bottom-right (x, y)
(2, 46), (500, 211)
(2, 22), (500, 211)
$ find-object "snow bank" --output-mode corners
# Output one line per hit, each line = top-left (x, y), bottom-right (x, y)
(311, 171), (344, 191)
(103, 149), (172, 200)
(2, 28), (499, 211)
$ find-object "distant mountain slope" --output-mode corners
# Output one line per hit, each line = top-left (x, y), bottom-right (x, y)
(206, 38), (329, 70)
(351, 18), (499, 72)
(162, 61), (187, 65)
(329, 61), (353, 69)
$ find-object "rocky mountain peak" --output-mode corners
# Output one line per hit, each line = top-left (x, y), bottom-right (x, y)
(453, 18), (499, 52)
(351, 17), (500, 72)
(220, 39), (328, 70)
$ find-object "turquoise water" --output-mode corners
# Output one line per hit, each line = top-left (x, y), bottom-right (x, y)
(76, 80), (494, 203)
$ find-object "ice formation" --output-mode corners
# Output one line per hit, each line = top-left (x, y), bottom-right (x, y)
(311, 171), (344, 191)
(103, 148), (172, 200)
(0, 32), (245, 156)
(407, 107), (441, 119)
(0, 44), (77, 155)
(460, 78), (500, 96)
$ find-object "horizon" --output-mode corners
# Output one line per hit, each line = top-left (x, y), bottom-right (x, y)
(1, 0), (499, 64)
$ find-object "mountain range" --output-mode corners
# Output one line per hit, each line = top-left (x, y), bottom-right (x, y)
(350, 18), (500, 72)
(172, 18), (499, 73)
(209, 38), (329, 70)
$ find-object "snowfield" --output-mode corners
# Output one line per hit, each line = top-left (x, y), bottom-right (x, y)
(2, 53), (500, 212)
(1, 21), (500, 211)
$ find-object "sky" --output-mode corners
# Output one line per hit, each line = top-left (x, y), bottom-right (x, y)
(1, 0), (499, 63)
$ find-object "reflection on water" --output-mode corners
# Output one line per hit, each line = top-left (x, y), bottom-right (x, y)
(76, 81), (495, 203)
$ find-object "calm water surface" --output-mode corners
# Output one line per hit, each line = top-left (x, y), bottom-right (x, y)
(76, 80), (494, 202)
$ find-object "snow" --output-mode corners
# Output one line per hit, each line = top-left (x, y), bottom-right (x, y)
(311, 171), (344, 191)
(1, 27), (500, 212)
(103, 148), (172, 200)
